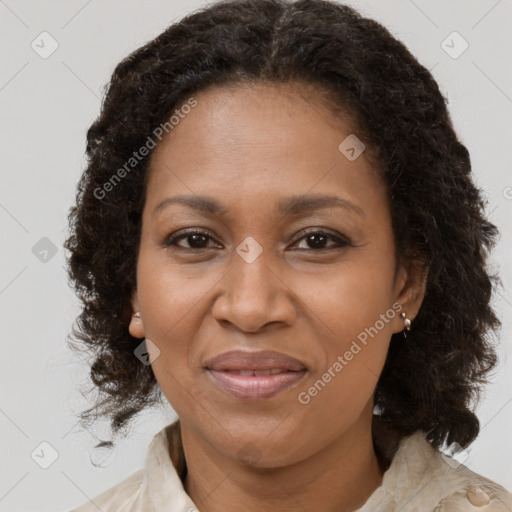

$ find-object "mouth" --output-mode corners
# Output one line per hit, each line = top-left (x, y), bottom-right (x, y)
(204, 350), (308, 400)
(220, 369), (296, 375)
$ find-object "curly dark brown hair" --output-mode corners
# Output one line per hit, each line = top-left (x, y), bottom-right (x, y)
(64, 0), (501, 450)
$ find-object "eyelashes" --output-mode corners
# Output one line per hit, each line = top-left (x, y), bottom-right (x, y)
(164, 230), (220, 250)
(163, 228), (352, 252)
(292, 231), (351, 251)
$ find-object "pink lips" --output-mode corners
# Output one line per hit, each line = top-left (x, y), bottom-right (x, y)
(204, 350), (308, 400)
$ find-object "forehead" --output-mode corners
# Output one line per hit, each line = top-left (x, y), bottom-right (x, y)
(152, 81), (359, 158)
(144, 82), (385, 217)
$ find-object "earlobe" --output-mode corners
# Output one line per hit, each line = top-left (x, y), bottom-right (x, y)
(129, 313), (145, 339)
(129, 290), (145, 339)
(393, 259), (429, 334)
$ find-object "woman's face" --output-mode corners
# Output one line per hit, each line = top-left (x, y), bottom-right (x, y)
(130, 82), (425, 467)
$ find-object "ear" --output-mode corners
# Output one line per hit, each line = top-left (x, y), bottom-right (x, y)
(128, 289), (145, 339)
(392, 256), (429, 334)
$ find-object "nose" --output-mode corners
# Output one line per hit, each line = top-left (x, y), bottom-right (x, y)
(211, 244), (296, 333)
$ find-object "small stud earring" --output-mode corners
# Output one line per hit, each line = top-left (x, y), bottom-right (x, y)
(400, 312), (411, 339)
(134, 312), (141, 319)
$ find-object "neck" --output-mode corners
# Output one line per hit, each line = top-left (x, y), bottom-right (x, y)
(181, 408), (384, 512)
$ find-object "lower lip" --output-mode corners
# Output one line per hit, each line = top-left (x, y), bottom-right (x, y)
(206, 369), (307, 400)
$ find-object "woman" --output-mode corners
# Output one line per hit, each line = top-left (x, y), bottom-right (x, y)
(65, 0), (512, 510)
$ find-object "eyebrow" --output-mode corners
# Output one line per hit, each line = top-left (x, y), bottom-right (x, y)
(152, 194), (365, 217)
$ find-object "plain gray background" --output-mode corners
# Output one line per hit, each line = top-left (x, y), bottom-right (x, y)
(1, 0), (511, 510)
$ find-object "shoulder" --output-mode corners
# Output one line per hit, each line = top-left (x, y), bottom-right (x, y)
(69, 468), (145, 512)
(434, 460), (512, 511)
(395, 431), (512, 511)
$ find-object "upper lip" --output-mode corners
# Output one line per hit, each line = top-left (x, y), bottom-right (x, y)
(204, 350), (307, 371)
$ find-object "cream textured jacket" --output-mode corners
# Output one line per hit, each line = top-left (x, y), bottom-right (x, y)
(70, 420), (512, 511)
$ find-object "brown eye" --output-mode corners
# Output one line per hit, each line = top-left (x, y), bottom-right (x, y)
(291, 231), (351, 251)
(164, 230), (220, 250)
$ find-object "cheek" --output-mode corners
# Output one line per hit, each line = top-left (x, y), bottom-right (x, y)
(136, 244), (216, 337)
(297, 248), (397, 350)
(291, 278), (394, 445)
(292, 246), (396, 405)
(135, 248), (210, 388)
